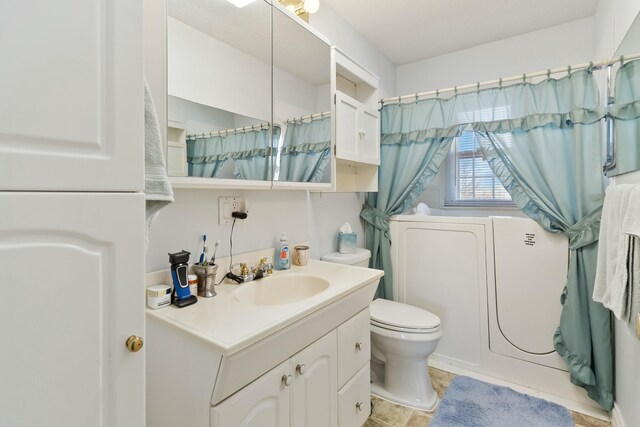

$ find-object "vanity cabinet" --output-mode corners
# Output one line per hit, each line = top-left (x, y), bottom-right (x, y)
(210, 309), (370, 427)
(212, 330), (337, 427)
(333, 48), (380, 192)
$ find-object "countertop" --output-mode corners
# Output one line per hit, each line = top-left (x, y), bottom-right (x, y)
(146, 259), (383, 356)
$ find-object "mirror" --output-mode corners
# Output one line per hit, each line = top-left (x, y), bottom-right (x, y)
(272, 6), (332, 184)
(167, 0), (272, 181)
(166, 0), (333, 186)
(608, 11), (640, 176)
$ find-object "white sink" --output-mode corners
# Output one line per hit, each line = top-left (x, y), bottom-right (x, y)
(233, 274), (330, 305)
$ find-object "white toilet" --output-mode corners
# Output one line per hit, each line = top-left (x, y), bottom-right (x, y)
(369, 298), (442, 411)
(321, 248), (443, 412)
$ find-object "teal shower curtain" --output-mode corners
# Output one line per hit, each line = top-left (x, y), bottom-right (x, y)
(363, 69), (613, 409)
(278, 116), (331, 182)
(187, 133), (230, 178)
(187, 125), (277, 180)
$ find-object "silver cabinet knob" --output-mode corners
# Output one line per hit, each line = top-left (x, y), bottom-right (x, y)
(296, 364), (306, 375)
(282, 374), (293, 387)
(356, 401), (363, 411)
(355, 341), (363, 351)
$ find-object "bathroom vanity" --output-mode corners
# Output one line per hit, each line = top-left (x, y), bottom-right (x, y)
(146, 254), (382, 427)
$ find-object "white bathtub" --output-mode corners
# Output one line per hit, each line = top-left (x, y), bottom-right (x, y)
(388, 214), (605, 416)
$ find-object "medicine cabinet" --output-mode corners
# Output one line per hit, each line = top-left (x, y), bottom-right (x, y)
(165, 0), (333, 190)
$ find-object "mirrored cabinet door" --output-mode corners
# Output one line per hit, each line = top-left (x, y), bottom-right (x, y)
(167, 0), (273, 183)
(272, 5), (332, 186)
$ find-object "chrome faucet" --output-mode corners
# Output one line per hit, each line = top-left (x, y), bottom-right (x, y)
(253, 257), (274, 279)
(226, 257), (273, 284)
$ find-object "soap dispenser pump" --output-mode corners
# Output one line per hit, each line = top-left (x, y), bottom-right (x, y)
(276, 233), (290, 270)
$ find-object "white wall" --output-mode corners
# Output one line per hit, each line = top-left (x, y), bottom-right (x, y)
(147, 190), (365, 272)
(397, 17), (595, 95)
(310, 2), (397, 98)
(593, 2), (640, 426)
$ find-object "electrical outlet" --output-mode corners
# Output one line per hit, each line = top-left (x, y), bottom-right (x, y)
(219, 196), (246, 224)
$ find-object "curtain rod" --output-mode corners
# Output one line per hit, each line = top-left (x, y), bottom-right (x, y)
(285, 111), (330, 124)
(187, 122), (270, 140)
(380, 53), (640, 105)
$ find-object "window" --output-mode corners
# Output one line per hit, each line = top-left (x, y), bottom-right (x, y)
(445, 130), (512, 205)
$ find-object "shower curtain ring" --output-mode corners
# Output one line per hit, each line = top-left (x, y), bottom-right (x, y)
(522, 73), (526, 83)
(588, 61), (594, 72)
(476, 82), (480, 93)
(547, 69), (551, 79)
(499, 78), (502, 88)
(567, 65), (572, 77)
(398, 96), (401, 104)
(435, 89), (439, 98)
(454, 86), (458, 95)
(620, 55), (625, 66)
(415, 93), (419, 103)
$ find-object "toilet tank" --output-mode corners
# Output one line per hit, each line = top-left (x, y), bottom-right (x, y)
(321, 248), (371, 267)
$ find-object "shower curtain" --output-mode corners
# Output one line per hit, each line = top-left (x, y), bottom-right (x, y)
(187, 125), (277, 180)
(277, 115), (331, 182)
(363, 69), (613, 409)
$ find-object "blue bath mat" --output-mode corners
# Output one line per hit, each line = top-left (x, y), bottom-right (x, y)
(430, 376), (573, 427)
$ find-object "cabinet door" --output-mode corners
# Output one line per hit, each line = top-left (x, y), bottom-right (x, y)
(211, 360), (290, 427)
(358, 106), (380, 165)
(0, 0), (143, 191)
(291, 330), (338, 427)
(335, 92), (359, 162)
(0, 192), (145, 427)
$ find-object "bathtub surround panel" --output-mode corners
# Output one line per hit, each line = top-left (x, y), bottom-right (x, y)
(389, 215), (604, 414)
(400, 224), (484, 366)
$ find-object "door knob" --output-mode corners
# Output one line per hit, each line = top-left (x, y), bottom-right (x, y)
(125, 335), (144, 352)
(282, 374), (293, 387)
(296, 364), (306, 375)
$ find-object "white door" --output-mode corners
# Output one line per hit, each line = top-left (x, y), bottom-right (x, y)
(0, 192), (145, 427)
(0, 0), (143, 191)
(211, 360), (290, 427)
(291, 330), (338, 427)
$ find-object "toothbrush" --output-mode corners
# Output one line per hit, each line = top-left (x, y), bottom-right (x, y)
(199, 235), (207, 265)
(210, 239), (220, 265)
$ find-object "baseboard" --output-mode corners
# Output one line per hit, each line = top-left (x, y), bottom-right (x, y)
(611, 403), (627, 427)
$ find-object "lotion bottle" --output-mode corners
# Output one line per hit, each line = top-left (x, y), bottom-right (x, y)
(276, 233), (291, 270)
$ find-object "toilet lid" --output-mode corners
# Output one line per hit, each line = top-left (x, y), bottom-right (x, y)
(370, 299), (440, 330)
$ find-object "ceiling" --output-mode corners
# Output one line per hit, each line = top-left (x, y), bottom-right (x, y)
(323, 0), (599, 65)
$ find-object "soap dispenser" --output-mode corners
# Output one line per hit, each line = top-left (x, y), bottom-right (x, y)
(276, 233), (291, 270)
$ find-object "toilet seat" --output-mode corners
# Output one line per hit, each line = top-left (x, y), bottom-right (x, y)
(370, 299), (440, 333)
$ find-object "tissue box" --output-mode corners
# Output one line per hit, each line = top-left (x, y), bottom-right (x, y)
(338, 232), (357, 254)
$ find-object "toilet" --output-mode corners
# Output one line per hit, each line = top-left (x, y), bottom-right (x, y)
(321, 248), (443, 412)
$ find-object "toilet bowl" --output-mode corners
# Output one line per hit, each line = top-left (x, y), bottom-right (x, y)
(320, 248), (442, 411)
(370, 298), (442, 411)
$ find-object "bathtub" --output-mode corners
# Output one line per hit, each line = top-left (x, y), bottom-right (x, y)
(388, 214), (604, 416)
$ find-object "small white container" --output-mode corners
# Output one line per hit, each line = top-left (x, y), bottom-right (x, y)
(188, 274), (198, 296)
(147, 284), (172, 309)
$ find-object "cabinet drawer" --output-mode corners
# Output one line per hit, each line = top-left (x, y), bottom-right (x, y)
(338, 363), (370, 427)
(337, 307), (370, 388)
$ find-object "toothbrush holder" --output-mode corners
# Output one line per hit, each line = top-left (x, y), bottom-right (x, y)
(194, 264), (218, 298)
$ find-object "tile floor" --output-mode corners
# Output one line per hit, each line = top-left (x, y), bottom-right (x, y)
(364, 368), (611, 427)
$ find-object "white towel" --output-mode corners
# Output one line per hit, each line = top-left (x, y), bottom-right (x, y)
(593, 184), (634, 319)
(144, 80), (174, 246)
(621, 186), (640, 334)
(622, 186), (640, 237)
